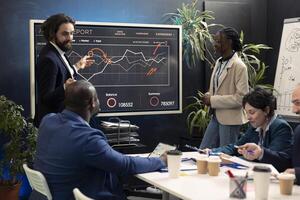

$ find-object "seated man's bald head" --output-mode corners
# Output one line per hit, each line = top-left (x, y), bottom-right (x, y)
(64, 80), (98, 112)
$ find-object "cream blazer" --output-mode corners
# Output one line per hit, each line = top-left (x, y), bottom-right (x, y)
(209, 53), (249, 125)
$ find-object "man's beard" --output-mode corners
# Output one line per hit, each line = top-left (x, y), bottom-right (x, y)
(56, 39), (72, 52)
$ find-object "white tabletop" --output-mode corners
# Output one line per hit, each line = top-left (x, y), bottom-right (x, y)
(135, 152), (300, 200)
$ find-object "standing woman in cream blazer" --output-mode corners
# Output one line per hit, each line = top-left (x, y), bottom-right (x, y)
(200, 27), (249, 149)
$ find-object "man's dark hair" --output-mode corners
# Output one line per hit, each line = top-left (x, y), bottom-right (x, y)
(242, 87), (276, 117)
(64, 80), (95, 110)
(41, 13), (75, 41)
(219, 27), (242, 52)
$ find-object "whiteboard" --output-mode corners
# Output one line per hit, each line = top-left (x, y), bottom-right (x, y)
(274, 17), (300, 120)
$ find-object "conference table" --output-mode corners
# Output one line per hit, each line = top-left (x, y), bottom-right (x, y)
(134, 152), (300, 200)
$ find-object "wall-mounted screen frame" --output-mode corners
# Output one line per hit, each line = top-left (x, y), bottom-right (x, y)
(30, 20), (182, 117)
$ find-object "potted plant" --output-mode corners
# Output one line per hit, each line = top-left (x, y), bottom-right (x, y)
(239, 31), (273, 90)
(0, 95), (37, 199)
(163, 0), (218, 69)
(163, 0), (217, 137)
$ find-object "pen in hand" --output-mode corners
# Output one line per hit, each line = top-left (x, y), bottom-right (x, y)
(234, 145), (254, 154)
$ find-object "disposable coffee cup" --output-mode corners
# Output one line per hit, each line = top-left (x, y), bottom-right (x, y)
(196, 154), (208, 174)
(207, 156), (221, 176)
(253, 166), (271, 200)
(166, 150), (182, 178)
(278, 173), (295, 195)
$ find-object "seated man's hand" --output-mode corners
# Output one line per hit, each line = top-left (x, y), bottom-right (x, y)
(159, 152), (168, 167)
(237, 143), (262, 160)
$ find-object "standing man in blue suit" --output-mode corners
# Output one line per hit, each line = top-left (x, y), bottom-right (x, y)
(285, 83), (300, 185)
(34, 13), (94, 127)
(34, 80), (167, 200)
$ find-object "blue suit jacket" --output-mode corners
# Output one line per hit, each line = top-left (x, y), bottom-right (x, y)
(34, 43), (76, 127)
(293, 125), (300, 185)
(213, 116), (293, 172)
(34, 110), (165, 200)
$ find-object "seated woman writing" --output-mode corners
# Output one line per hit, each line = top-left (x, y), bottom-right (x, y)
(211, 87), (293, 172)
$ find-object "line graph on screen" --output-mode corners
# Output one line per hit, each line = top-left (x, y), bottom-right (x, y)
(67, 44), (170, 87)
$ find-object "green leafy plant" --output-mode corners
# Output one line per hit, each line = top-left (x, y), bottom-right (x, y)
(0, 95), (37, 185)
(184, 91), (210, 135)
(163, 0), (218, 68)
(239, 31), (273, 89)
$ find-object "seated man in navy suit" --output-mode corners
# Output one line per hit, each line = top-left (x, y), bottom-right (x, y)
(285, 83), (300, 185)
(33, 80), (166, 200)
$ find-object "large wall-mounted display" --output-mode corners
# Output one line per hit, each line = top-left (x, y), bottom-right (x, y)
(30, 20), (182, 117)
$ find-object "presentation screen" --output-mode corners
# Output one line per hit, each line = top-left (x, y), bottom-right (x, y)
(30, 20), (182, 117)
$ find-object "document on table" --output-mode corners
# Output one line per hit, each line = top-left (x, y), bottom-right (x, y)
(222, 155), (279, 175)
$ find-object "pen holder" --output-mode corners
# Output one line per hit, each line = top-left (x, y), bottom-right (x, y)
(229, 176), (247, 199)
